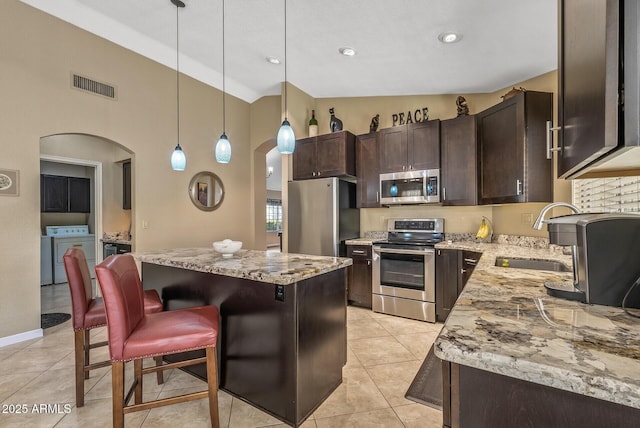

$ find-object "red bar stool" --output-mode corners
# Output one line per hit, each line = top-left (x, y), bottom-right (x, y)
(95, 254), (220, 428)
(63, 248), (164, 408)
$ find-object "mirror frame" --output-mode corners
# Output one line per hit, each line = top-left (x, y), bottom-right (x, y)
(188, 171), (225, 211)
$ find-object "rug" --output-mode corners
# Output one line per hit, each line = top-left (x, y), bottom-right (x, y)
(405, 345), (442, 409)
(41, 312), (71, 329)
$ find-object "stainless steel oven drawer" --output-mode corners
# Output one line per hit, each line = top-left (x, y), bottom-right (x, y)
(372, 294), (435, 323)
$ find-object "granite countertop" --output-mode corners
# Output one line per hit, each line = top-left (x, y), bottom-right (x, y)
(133, 248), (352, 286)
(102, 232), (131, 245)
(345, 238), (383, 246)
(434, 240), (640, 409)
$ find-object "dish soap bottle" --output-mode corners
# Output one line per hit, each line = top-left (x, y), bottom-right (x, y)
(308, 110), (318, 137)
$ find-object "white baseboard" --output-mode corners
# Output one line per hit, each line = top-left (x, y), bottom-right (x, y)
(0, 329), (43, 348)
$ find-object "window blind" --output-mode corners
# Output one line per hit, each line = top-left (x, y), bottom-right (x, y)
(572, 176), (640, 213)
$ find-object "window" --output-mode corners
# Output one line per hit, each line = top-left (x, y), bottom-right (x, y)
(266, 198), (282, 231)
(572, 176), (640, 214)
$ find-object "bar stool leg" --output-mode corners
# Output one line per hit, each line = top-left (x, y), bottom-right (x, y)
(74, 330), (85, 407)
(206, 347), (220, 428)
(112, 361), (125, 428)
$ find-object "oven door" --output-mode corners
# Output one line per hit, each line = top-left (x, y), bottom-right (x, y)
(372, 246), (435, 302)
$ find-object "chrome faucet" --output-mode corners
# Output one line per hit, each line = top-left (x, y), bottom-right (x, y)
(532, 202), (580, 230)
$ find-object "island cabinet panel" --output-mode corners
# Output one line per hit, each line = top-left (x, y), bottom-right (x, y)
(441, 115), (478, 206)
(292, 131), (355, 180)
(355, 132), (379, 208)
(444, 362), (640, 428)
(378, 120), (440, 173)
(476, 91), (553, 204)
(141, 262), (347, 427)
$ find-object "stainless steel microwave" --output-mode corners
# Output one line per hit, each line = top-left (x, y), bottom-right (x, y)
(379, 169), (440, 205)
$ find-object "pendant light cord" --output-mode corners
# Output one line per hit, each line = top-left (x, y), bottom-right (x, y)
(283, 0), (287, 120)
(175, 2), (180, 146)
(222, 0), (226, 133)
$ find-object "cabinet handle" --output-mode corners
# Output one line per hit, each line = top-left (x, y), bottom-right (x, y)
(317, 171), (321, 176)
(516, 179), (522, 195)
(376, 191), (379, 202)
(463, 258), (477, 264)
(312, 172), (316, 177)
(402, 165), (406, 171)
(73, 243), (82, 247)
(546, 120), (562, 159)
(367, 260), (371, 266)
(352, 250), (366, 255)
(443, 187), (446, 201)
(460, 268), (467, 274)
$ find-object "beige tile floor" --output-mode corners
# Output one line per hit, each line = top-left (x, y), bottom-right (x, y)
(0, 283), (443, 427)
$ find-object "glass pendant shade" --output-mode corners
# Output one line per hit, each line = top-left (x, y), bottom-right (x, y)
(171, 144), (187, 171)
(215, 133), (231, 163)
(277, 119), (296, 154)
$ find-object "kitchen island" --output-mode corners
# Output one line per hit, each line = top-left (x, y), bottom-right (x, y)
(134, 248), (352, 427)
(434, 240), (640, 428)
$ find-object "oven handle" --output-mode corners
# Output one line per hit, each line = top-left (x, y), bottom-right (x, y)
(373, 246), (434, 256)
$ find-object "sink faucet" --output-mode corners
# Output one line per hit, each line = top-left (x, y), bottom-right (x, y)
(532, 202), (580, 230)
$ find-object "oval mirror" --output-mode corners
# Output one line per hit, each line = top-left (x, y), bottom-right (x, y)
(188, 171), (225, 211)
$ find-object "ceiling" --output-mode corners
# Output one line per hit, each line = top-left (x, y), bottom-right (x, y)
(20, 0), (558, 103)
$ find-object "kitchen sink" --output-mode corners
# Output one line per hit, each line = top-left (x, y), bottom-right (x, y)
(494, 257), (571, 272)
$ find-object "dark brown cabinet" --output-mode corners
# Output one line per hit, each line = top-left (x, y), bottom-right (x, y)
(292, 131), (356, 180)
(347, 244), (372, 308)
(557, 0), (640, 178)
(441, 115), (478, 206)
(378, 120), (440, 173)
(476, 91), (552, 205)
(436, 249), (480, 322)
(355, 132), (379, 208)
(41, 174), (90, 213)
(122, 161), (131, 210)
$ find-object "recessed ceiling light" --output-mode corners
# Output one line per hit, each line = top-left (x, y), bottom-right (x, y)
(438, 32), (462, 44)
(266, 56), (281, 64)
(339, 47), (356, 57)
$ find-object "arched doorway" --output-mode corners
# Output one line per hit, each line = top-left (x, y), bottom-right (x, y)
(39, 133), (134, 305)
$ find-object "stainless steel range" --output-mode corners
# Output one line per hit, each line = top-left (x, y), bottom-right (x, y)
(372, 218), (444, 322)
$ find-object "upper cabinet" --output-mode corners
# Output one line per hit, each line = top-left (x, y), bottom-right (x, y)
(378, 120), (440, 173)
(441, 115), (478, 206)
(41, 174), (91, 213)
(355, 132), (379, 208)
(122, 161), (131, 210)
(557, 0), (640, 178)
(476, 91), (553, 205)
(292, 131), (356, 180)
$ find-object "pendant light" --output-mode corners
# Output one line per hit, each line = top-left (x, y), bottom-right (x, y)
(215, 0), (231, 163)
(170, 0), (187, 171)
(276, 0), (295, 154)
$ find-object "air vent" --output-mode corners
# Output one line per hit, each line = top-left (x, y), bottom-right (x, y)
(71, 74), (116, 99)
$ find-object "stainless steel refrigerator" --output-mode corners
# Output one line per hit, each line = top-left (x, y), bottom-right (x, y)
(288, 177), (360, 257)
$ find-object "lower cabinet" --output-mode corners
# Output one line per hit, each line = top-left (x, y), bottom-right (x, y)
(347, 244), (372, 308)
(436, 249), (481, 322)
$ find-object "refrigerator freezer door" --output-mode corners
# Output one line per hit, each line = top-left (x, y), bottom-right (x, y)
(288, 178), (339, 257)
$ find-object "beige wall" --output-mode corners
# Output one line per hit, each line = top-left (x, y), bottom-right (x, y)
(0, 1), (260, 339)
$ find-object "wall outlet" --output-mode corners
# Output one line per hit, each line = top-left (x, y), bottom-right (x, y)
(142, 220), (149, 229)
(521, 213), (533, 225)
